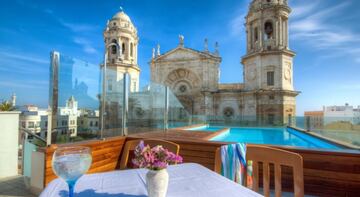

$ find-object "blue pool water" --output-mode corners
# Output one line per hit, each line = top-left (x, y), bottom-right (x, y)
(189, 126), (342, 149)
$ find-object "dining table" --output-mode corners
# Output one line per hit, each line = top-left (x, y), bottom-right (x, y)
(40, 163), (263, 197)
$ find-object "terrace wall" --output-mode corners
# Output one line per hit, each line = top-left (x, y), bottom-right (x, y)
(41, 136), (360, 196)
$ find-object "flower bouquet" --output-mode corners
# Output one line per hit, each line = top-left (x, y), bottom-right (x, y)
(132, 141), (183, 197)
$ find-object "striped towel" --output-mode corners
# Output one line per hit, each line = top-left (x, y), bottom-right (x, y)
(220, 143), (249, 185)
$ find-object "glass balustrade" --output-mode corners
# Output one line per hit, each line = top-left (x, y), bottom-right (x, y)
(44, 51), (360, 150)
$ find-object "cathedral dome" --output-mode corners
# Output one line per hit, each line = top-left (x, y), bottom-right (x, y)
(106, 9), (137, 34)
(112, 11), (131, 22)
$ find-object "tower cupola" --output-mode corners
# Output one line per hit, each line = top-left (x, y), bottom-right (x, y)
(103, 8), (140, 92)
(245, 0), (291, 54)
(103, 9), (139, 65)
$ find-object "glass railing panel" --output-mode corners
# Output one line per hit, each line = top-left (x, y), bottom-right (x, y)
(300, 116), (360, 147)
(127, 82), (166, 134)
(102, 68), (125, 137)
(168, 89), (194, 128)
(50, 52), (101, 143)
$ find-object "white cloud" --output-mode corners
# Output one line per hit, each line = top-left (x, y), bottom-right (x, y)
(230, 13), (246, 36)
(0, 80), (47, 89)
(291, 1), (320, 18)
(0, 51), (48, 64)
(290, 1), (360, 61)
(228, 0), (251, 37)
(59, 19), (99, 33)
(42, 9), (100, 54)
(73, 37), (98, 54)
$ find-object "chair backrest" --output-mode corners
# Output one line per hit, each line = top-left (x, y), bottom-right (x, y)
(119, 139), (180, 170)
(214, 145), (304, 197)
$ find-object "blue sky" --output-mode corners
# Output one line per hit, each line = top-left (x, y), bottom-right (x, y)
(0, 0), (359, 115)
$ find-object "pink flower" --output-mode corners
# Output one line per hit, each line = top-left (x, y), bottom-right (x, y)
(132, 141), (183, 171)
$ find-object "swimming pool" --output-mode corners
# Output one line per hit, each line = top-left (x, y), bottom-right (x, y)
(189, 126), (343, 149)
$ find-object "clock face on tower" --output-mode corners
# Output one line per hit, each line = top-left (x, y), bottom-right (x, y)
(247, 67), (257, 81)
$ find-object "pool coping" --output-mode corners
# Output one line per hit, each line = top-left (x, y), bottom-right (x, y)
(170, 124), (208, 131)
(172, 124), (231, 141)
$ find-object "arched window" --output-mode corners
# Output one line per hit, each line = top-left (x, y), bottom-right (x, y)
(122, 43), (126, 55)
(254, 27), (259, 42)
(111, 39), (117, 54)
(130, 43), (133, 57)
(264, 21), (274, 39)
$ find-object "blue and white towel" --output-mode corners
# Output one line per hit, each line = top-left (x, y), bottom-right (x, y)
(220, 143), (247, 185)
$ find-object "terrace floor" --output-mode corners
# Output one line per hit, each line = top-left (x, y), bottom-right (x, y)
(0, 176), (35, 197)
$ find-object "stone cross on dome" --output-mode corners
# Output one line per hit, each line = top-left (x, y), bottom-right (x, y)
(179, 35), (184, 47)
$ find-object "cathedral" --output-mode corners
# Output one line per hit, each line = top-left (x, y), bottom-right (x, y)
(104, 0), (299, 126)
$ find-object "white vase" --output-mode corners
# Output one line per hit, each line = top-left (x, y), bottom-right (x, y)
(146, 169), (169, 197)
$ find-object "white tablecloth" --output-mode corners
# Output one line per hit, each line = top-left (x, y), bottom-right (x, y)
(40, 163), (262, 197)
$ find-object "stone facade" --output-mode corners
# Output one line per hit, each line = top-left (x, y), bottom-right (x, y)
(150, 0), (299, 125)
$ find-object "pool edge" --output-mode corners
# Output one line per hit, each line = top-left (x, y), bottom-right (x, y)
(287, 126), (360, 150)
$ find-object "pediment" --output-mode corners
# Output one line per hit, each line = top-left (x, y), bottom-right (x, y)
(156, 47), (203, 61)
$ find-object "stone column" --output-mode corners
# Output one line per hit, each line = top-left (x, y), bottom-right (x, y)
(249, 24), (253, 50)
(127, 41), (131, 61)
(246, 26), (250, 52)
(286, 20), (289, 49)
(259, 22), (263, 50)
(133, 43), (136, 64)
(279, 17), (283, 47)
(283, 20), (286, 48)
(276, 16), (280, 47)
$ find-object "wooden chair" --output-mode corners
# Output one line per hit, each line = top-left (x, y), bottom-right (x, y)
(214, 145), (304, 197)
(119, 139), (180, 170)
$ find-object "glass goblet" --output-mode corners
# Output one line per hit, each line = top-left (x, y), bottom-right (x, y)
(52, 146), (92, 197)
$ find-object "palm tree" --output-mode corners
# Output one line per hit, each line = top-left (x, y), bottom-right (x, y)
(0, 101), (14, 111)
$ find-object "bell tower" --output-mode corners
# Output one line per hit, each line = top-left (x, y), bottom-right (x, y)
(103, 8), (140, 92)
(242, 0), (299, 125)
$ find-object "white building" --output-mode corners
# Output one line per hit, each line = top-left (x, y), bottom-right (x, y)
(56, 96), (80, 137)
(324, 103), (360, 125)
(19, 105), (48, 136)
(20, 96), (80, 138)
(78, 109), (100, 134)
